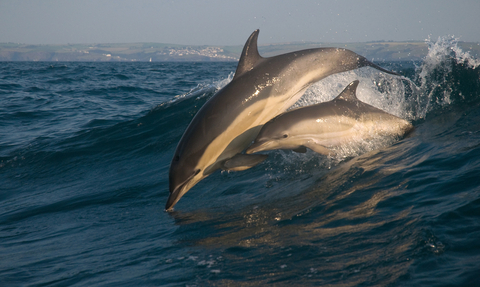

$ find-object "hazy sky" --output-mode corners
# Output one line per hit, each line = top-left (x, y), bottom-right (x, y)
(1, 0), (479, 45)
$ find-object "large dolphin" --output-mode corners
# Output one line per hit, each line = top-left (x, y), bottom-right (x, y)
(167, 30), (399, 210)
(246, 80), (414, 155)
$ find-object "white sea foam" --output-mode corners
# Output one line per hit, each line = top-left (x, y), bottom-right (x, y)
(292, 69), (409, 119)
(411, 36), (480, 118)
(214, 72), (235, 90)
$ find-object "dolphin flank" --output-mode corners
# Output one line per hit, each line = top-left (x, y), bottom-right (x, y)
(246, 80), (414, 156)
(166, 30), (399, 210)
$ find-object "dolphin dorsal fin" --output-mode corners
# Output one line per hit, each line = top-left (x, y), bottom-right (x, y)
(234, 30), (263, 79)
(334, 80), (360, 102)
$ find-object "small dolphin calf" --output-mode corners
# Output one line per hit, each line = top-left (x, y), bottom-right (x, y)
(246, 80), (413, 156)
(167, 30), (399, 210)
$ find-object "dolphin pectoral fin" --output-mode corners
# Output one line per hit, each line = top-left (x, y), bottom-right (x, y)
(292, 146), (307, 153)
(222, 154), (269, 171)
(304, 143), (334, 156)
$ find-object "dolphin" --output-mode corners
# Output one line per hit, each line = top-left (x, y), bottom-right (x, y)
(167, 30), (399, 210)
(246, 80), (414, 156)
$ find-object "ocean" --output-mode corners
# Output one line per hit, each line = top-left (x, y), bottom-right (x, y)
(1, 37), (480, 286)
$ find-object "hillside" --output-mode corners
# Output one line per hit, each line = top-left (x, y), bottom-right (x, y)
(0, 41), (479, 62)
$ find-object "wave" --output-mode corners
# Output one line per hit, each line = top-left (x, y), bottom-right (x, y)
(8, 35), (477, 178)
(2, 37), (478, 171)
(1, 37), (480, 286)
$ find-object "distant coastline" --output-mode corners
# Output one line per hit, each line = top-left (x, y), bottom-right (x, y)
(1, 41), (479, 62)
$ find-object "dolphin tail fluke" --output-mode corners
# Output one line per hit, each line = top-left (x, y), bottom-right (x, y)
(222, 154), (268, 171)
(360, 57), (400, 76)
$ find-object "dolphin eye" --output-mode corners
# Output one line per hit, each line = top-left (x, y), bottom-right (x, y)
(283, 134), (288, 138)
(174, 155), (180, 162)
(194, 169), (201, 176)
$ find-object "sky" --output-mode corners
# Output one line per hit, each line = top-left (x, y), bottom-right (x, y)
(1, 0), (479, 46)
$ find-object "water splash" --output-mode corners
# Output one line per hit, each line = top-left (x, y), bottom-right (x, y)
(154, 72), (234, 110)
(286, 35), (480, 167)
(411, 35), (480, 119)
(214, 71), (235, 90)
(423, 35), (480, 70)
(298, 35), (480, 123)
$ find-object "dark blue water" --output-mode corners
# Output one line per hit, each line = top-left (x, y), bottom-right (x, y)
(1, 37), (480, 286)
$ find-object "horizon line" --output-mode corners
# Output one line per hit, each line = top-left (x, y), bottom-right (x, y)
(2, 39), (467, 47)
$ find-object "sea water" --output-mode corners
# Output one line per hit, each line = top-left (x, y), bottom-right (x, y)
(1, 37), (480, 286)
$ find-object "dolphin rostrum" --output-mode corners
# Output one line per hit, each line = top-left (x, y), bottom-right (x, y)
(167, 30), (399, 210)
(246, 80), (413, 156)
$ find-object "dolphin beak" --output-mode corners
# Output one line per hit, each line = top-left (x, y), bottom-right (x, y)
(165, 185), (184, 211)
(246, 140), (272, 154)
(166, 169), (200, 211)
